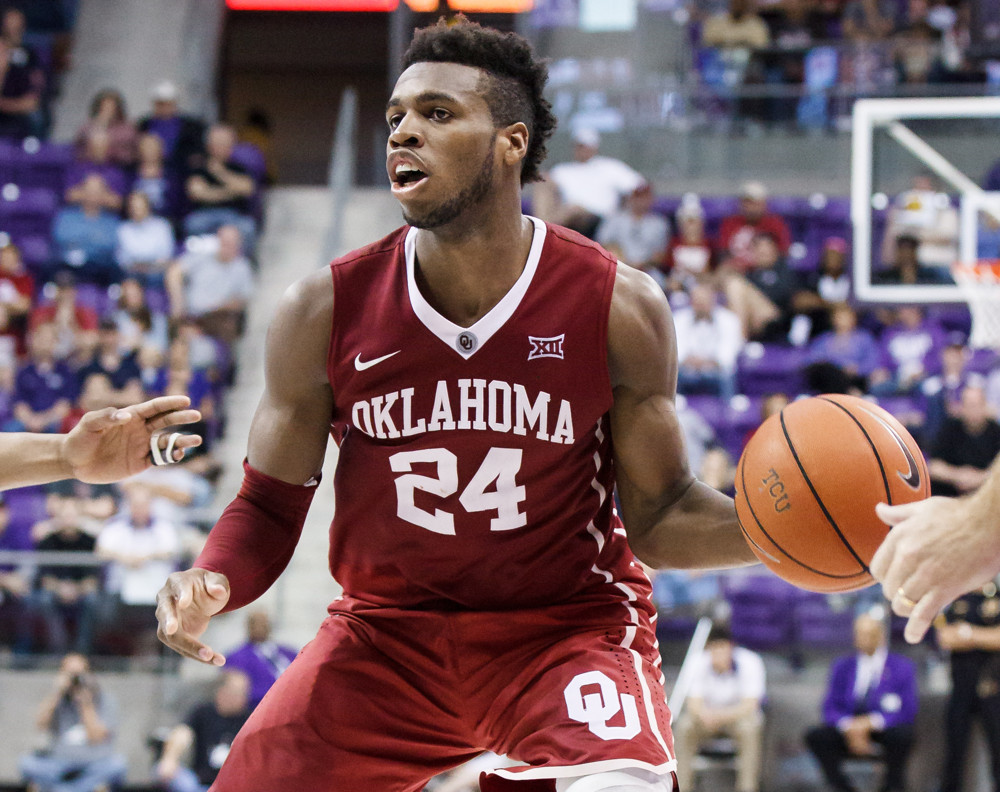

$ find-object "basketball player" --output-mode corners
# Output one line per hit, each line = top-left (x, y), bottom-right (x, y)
(0, 394), (200, 490)
(154, 20), (756, 792)
(873, 455), (1000, 645)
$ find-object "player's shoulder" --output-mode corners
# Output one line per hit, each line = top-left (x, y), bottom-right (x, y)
(328, 225), (408, 273)
(542, 221), (617, 266)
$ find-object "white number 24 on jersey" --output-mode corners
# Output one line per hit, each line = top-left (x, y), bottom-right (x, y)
(388, 447), (527, 534)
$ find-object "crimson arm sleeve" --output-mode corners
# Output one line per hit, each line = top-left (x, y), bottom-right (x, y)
(194, 459), (320, 613)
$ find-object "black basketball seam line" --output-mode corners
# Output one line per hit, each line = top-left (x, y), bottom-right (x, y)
(779, 410), (870, 575)
(737, 450), (869, 581)
(817, 396), (892, 507)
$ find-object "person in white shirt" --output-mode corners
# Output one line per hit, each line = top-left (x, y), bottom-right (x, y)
(674, 283), (745, 402)
(674, 623), (766, 792)
(533, 127), (643, 239)
(596, 181), (670, 285)
(116, 190), (176, 284)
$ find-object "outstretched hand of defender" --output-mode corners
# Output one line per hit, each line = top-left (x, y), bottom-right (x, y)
(872, 497), (1000, 645)
(62, 395), (202, 483)
(155, 569), (230, 665)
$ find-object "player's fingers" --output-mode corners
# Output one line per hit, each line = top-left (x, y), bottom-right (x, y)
(904, 591), (944, 644)
(868, 525), (900, 588)
(147, 409), (202, 432)
(156, 620), (225, 665)
(154, 589), (180, 636)
(128, 395), (192, 420)
(890, 585), (917, 618)
(874, 501), (919, 526)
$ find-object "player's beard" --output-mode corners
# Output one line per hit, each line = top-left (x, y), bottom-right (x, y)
(403, 135), (496, 229)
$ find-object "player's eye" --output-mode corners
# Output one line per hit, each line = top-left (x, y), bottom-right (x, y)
(387, 114), (402, 130)
(430, 108), (451, 122)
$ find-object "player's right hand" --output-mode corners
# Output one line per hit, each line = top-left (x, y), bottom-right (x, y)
(155, 568), (230, 665)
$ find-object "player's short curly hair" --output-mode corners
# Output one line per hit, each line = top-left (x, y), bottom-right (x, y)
(401, 18), (556, 186)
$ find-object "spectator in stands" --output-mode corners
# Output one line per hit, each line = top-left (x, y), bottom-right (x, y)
(805, 613), (917, 792)
(7, 322), (78, 433)
(224, 610), (299, 710)
(74, 89), (136, 168)
(64, 129), (129, 212)
(674, 283), (744, 401)
(841, 0), (898, 41)
(677, 394), (717, 477)
(166, 225), (254, 346)
(29, 272), (99, 365)
(0, 241), (34, 356)
(155, 671), (253, 792)
(0, 496), (30, 650)
(137, 80), (205, 178)
(788, 236), (852, 342)
(22, 491), (101, 655)
(719, 182), (792, 271)
(533, 127), (643, 239)
(804, 303), (881, 394)
(130, 132), (177, 222)
(96, 483), (182, 652)
(869, 306), (944, 396)
(112, 277), (169, 358)
(237, 108), (276, 185)
(923, 332), (978, 440)
(51, 173), (123, 287)
(880, 174), (959, 271)
(674, 622), (766, 792)
(936, 580), (1000, 792)
(596, 181), (669, 286)
(184, 123), (258, 252)
(666, 195), (716, 293)
(0, 7), (44, 140)
(701, 0), (771, 50)
(77, 316), (144, 412)
(116, 189), (175, 286)
(19, 652), (127, 792)
(892, 0), (943, 84)
(150, 337), (216, 447)
(874, 233), (951, 285)
(724, 230), (802, 342)
(742, 392), (789, 451)
(928, 383), (1000, 498)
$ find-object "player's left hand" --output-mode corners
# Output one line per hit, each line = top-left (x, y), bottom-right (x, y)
(872, 497), (1000, 645)
(61, 395), (203, 484)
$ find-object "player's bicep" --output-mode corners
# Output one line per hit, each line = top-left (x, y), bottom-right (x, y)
(608, 265), (693, 532)
(246, 270), (334, 485)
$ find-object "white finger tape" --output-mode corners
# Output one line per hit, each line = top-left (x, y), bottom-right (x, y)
(151, 432), (183, 466)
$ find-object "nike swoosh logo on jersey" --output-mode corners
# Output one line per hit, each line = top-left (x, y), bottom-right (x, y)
(354, 351), (400, 371)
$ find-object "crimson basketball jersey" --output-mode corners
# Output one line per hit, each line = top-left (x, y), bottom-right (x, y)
(326, 216), (636, 610)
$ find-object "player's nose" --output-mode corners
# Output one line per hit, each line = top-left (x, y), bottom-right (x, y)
(388, 112), (423, 149)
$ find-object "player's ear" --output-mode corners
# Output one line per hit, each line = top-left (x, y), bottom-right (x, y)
(500, 122), (529, 168)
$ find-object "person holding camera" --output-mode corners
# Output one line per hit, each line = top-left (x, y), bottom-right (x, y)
(19, 653), (127, 792)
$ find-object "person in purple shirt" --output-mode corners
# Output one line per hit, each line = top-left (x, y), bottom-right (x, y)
(51, 174), (123, 286)
(869, 305), (945, 396)
(64, 129), (129, 213)
(136, 80), (205, 178)
(804, 302), (882, 394)
(806, 613), (917, 792)
(222, 609), (298, 710)
(7, 322), (78, 433)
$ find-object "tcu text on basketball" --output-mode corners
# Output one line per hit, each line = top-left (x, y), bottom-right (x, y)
(762, 468), (791, 513)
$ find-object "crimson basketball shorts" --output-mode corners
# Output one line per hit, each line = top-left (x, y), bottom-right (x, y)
(210, 580), (675, 790)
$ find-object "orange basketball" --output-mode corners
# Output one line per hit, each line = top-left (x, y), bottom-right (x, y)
(734, 394), (930, 592)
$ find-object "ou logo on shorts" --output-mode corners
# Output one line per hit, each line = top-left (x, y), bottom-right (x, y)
(564, 670), (641, 740)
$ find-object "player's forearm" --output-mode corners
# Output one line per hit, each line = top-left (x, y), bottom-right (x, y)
(627, 479), (757, 570)
(0, 433), (73, 489)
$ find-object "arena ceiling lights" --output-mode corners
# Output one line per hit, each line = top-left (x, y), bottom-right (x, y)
(225, 0), (534, 11)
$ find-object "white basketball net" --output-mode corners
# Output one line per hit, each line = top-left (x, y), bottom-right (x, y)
(952, 260), (1000, 349)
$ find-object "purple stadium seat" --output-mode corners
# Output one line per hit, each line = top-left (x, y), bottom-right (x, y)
(682, 394), (727, 434)
(73, 283), (112, 316)
(3, 485), (48, 549)
(11, 141), (73, 193)
(736, 343), (807, 396)
(652, 196), (683, 220)
(718, 395), (763, 456)
(723, 574), (797, 649)
(11, 233), (51, 269)
(230, 142), (267, 183)
(0, 186), (59, 236)
(793, 592), (855, 648)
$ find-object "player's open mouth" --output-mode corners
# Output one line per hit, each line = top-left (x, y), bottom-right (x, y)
(391, 164), (428, 194)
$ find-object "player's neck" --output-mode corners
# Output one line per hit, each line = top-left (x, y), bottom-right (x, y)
(413, 201), (533, 328)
